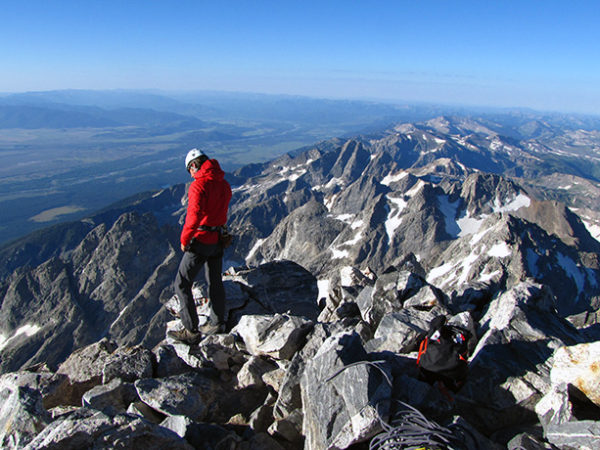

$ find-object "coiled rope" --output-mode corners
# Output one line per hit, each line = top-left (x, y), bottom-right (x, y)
(370, 401), (475, 450)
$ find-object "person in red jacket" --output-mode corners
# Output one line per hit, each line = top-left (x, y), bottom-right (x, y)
(168, 148), (232, 344)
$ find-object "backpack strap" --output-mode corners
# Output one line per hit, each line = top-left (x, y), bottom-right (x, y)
(416, 337), (428, 366)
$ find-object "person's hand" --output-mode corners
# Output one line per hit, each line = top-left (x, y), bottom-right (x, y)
(181, 243), (186, 252)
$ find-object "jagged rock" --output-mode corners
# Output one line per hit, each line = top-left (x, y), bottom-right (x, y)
(0, 369), (69, 410)
(458, 281), (582, 434)
(545, 419), (600, 449)
(339, 266), (376, 289)
(550, 341), (600, 407)
(272, 320), (358, 430)
(356, 270), (426, 326)
(269, 408), (305, 443)
(82, 377), (139, 412)
(236, 355), (279, 390)
(507, 433), (557, 450)
(301, 331), (392, 449)
(127, 401), (165, 424)
(153, 344), (196, 378)
(167, 327), (247, 372)
(24, 407), (192, 449)
(515, 198), (600, 252)
(0, 385), (51, 449)
(535, 378), (600, 449)
(447, 310), (477, 336)
(234, 314), (313, 360)
(160, 415), (241, 449)
(54, 338), (118, 405)
(56, 338), (118, 382)
(248, 402), (275, 433)
(195, 333), (248, 372)
(262, 363), (287, 393)
(448, 280), (496, 312)
(135, 370), (267, 424)
(390, 374), (453, 418)
(160, 278), (256, 329)
(535, 382), (573, 429)
(102, 344), (154, 384)
(244, 432), (287, 450)
(164, 281), (226, 328)
(318, 266), (375, 323)
(0, 257), (87, 374)
(446, 416), (504, 450)
(225, 261), (320, 321)
(403, 284), (449, 312)
(48, 405), (79, 420)
(134, 371), (222, 422)
(368, 309), (435, 353)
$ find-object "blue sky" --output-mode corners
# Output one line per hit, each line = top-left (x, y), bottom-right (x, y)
(1, 0), (599, 114)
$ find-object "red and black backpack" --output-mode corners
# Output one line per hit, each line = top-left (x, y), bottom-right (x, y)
(416, 315), (471, 392)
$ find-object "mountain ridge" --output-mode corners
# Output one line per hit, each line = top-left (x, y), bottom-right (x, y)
(2, 114), (600, 448)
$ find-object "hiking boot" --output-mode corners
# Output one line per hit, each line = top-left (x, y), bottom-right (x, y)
(167, 328), (202, 345)
(199, 321), (225, 335)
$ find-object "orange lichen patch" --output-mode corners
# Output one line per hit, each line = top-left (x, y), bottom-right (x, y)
(591, 361), (599, 373)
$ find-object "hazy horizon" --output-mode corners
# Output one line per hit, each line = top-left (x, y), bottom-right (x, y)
(2, 1), (599, 115)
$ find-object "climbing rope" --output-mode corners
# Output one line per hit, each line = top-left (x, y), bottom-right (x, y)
(370, 401), (476, 450)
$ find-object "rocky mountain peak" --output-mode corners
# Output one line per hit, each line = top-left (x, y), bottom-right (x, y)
(1, 115), (600, 448)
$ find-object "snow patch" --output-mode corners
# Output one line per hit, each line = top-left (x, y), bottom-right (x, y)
(457, 214), (486, 237)
(405, 180), (425, 197)
(493, 193), (531, 213)
(457, 251), (480, 285)
(278, 164), (307, 181)
(0, 324), (41, 351)
(488, 242), (512, 258)
(471, 226), (492, 246)
(582, 220), (600, 242)
(479, 270), (501, 283)
(526, 248), (540, 278)
(246, 239), (265, 261)
(317, 279), (330, 300)
(437, 195), (460, 237)
(331, 248), (350, 259)
(427, 262), (454, 283)
(336, 230), (363, 247)
(557, 252), (584, 295)
(340, 267), (357, 287)
(324, 193), (339, 211)
(351, 219), (364, 230)
(332, 213), (354, 224)
(326, 177), (344, 189)
(381, 171), (407, 186)
(385, 195), (408, 243)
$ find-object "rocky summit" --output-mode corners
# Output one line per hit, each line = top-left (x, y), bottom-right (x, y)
(1, 115), (600, 448)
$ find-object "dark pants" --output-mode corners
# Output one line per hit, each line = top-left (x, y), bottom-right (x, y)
(174, 240), (225, 332)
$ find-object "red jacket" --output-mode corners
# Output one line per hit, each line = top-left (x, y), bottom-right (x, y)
(181, 159), (232, 247)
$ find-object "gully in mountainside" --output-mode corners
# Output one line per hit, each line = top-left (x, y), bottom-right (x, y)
(168, 148), (232, 345)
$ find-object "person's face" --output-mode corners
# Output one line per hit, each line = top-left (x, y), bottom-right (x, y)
(188, 165), (198, 178)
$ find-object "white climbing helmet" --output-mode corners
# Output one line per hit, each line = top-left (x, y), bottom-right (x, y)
(185, 148), (205, 171)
